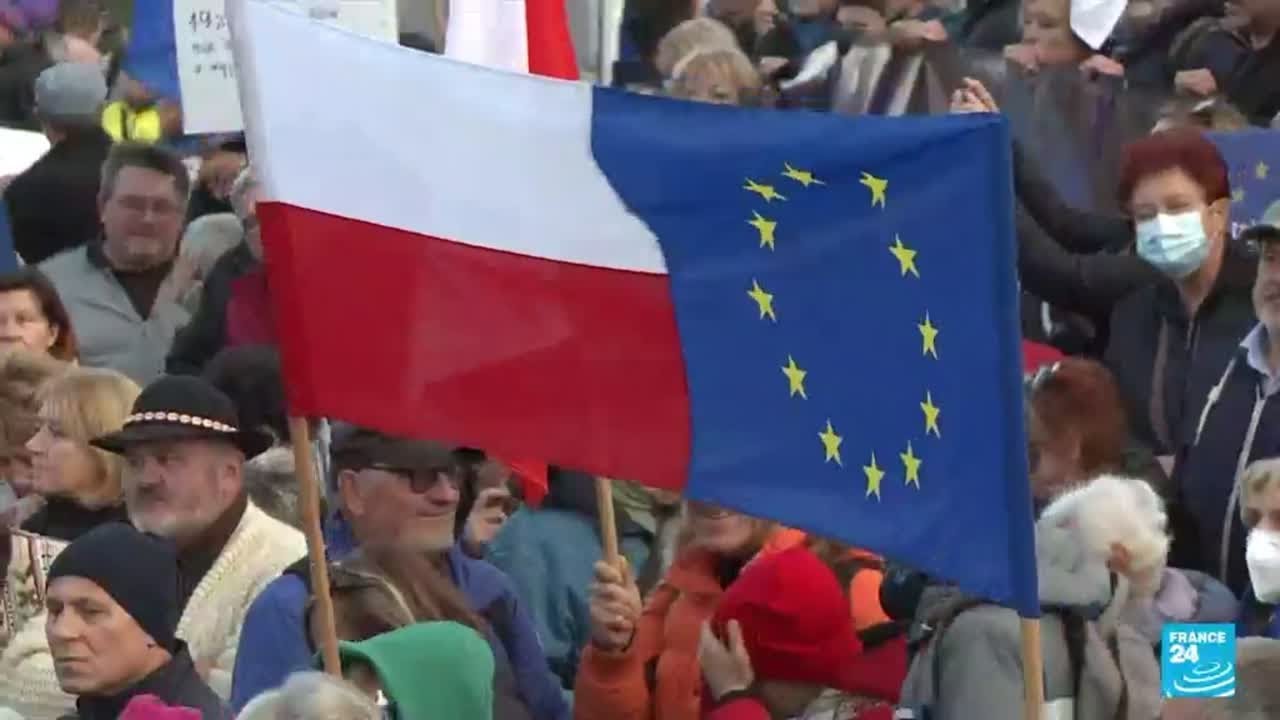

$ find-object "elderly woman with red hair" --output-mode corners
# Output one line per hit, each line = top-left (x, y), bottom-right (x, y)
(1104, 128), (1255, 462)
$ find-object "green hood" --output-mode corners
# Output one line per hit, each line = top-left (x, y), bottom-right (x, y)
(334, 621), (494, 719)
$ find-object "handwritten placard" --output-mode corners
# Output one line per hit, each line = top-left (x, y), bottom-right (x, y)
(174, 0), (398, 135)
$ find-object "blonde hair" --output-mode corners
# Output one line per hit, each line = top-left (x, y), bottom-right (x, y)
(1241, 458), (1280, 527)
(668, 47), (762, 105)
(36, 368), (140, 508)
(655, 17), (739, 78)
(0, 349), (69, 460)
(1041, 474), (1170, 597)
(238, 671), (380, 720)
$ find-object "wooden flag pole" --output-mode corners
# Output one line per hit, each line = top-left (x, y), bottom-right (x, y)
(288, 417), (341, 675)
(594, 477), (620, 567)
(1020, 618), (1044, 720)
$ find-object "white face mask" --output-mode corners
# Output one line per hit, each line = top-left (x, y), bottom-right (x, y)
(1246, 528), (1280, 603)
(1135, 210), (1211, 279)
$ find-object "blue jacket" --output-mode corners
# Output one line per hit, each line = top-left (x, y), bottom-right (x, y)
(1238, 588), (1280, 639)
(229, 544), (569, 720)
(487, 473), (653, 690)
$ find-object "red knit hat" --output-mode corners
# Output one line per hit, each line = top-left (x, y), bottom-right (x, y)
(712, 546), (867, 693)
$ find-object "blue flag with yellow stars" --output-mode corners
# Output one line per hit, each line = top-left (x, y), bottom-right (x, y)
(593, 96), (1039, 616)
(1212, 130), (1280, 238)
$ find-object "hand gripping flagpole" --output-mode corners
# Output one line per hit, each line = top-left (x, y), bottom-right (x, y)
(595, 477), (620, 567)
(1021, 618), (1044, 720)
(289, 417), (342, 675)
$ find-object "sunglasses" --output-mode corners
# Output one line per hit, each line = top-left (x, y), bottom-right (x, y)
(366, 463), (462, 493)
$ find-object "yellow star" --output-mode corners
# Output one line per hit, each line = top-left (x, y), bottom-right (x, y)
(901, 442), (922, 489)
(918, 313), (939, 359)
(1233, 187), (1246, 204)
(747, 279), (776, 322)
(921, 391), (941, 437)
(860, 172), (887, 208)
(748, 212), (777, 251)
(863, 453), (884, 500)
(889, 235), (920, 278)
(782, 163), (824, 187)
(819, 420), (843, 466)
(744, 178), (787, 203)
(1259, 162), (1270, 180)
(781, 355), (807, 398)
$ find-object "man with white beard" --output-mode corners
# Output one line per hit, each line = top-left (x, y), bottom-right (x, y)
(91, 375), (305, 699)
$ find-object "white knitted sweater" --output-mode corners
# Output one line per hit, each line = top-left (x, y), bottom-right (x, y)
(0, 502), (305, 719)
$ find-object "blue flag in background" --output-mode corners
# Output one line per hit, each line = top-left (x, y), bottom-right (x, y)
(593, 99), (1041, 616)
(122, 0), (180, 102)
(1211, 130), (1280, 237)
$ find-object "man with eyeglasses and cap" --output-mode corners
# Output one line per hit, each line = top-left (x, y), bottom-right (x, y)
(230, 425), (568, 720)
(1171, 200), (1280, 598)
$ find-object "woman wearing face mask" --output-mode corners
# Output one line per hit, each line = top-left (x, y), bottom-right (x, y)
(1239, 458), (1280, 637)
(1105, 128), (1255, 462)
(573, 504), (789, 720)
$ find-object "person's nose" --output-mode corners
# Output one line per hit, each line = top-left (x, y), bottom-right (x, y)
(46, 609), (83, 644)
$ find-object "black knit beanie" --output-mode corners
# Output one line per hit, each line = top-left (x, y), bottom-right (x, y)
(47, 523), (181, 651)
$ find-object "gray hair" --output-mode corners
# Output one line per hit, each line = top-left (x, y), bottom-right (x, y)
(229, 166), (259, 218)
(237, 672), (379, 720)
(245, 446), (304, 530)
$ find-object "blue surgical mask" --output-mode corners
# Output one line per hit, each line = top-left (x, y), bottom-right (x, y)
(1135, 210), (1210, 279)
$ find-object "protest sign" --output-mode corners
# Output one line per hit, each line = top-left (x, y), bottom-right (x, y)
(174, 0), (398, 134)
(0, 127), (51, 177)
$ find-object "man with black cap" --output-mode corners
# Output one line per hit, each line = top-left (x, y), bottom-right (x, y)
(230, 425), (568, 720)
(44, 522), (228, 719)
(1171, 200), (1280, 596)
(4, 61), (113, 265)
(89, 375), (305, 701)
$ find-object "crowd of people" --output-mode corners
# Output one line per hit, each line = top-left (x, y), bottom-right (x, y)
(0, 0), (1277, 718)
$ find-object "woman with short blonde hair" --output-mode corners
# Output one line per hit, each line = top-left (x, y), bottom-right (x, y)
(666, 46), (763, 106)
(21, 367), (141, 538)
(655, 17), (740, 78)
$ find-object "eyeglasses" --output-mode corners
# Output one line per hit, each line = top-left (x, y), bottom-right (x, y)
(367, 463), (461, 493)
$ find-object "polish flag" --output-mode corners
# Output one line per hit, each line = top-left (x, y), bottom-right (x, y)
(444, 0), (578, 80)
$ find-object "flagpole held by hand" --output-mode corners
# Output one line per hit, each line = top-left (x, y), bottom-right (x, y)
(1020, 618), (1044, 720)
(595, 476), (620, 567)
(288, 416), (341, 675)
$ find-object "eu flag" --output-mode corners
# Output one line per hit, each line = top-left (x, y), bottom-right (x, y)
(1211, 129), (1280, 238)
(594, 97), (1039, 616)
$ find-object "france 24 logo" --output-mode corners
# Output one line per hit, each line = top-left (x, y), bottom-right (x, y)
(1161, 623), (1236, 698)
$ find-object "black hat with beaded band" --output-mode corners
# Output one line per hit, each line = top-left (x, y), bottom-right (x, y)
(91, 375), (273, 458)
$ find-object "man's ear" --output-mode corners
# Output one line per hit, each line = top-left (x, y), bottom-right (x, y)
(338, 469), (364, 517)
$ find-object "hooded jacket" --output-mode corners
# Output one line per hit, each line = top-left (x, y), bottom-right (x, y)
(230, 544), (568, 720)
(897, 514), (1161, 720)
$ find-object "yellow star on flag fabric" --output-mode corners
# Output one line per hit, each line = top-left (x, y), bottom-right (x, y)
(860, 172), (887, 208)
(748, 212), (777, 250)
(921, 391), (941, 437)
(782, 163), (824, 187)
(819, 420), (843, 466)
(901, 442), (921, 488)
(1259, 161), (1270, 180)
(918, 313), (939, 358)
(745, 178), (787, 202)
(889, 236), (919, 278)
(747, 279), (776, 321)
(863, 453), (884, 500)
(782, 355), (807, 398)
(1233, 188), (1246, 204)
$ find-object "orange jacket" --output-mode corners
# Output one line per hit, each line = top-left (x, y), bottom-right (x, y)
(573, 532), (891, 720)
(574, 547), (723, 720)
